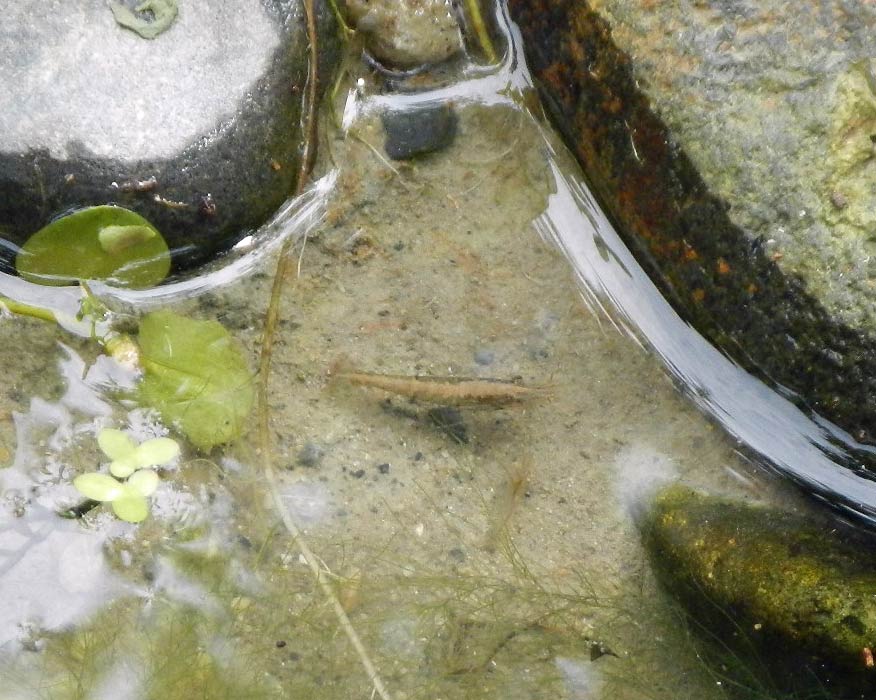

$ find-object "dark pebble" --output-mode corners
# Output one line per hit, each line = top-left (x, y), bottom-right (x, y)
(377, 462), (391, 474)
(382, 104), (458, 161)
(448, 547), (466, 563)
(297, 442), (324, 468)
(351, 469), (366, 479)
(276, 640), (287, 648)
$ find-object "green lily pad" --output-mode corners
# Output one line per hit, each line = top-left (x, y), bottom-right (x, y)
(16, 206), (171, 288)
(73, 473), (126, 502)
(137, 311), (255, 451)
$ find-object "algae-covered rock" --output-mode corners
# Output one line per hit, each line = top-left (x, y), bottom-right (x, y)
(641, 484), (876, 695)
(506, 0), (876, 473)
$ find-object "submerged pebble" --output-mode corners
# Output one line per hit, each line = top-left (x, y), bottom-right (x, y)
(344, 0), (462, 69)
(382, 104), (458, 161)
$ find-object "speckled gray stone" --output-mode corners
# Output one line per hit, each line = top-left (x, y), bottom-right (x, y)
(585, 0), (876, 334)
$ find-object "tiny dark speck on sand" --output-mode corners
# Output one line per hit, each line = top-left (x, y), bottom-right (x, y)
(474, 349), (495, 366)
(351, 469), (366, 479)
(297, 442), (324, 467)
(377, 462), (390, 474)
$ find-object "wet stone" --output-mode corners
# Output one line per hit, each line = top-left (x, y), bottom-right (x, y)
(0, 0), (338, 272)
(642, 485), (876, 696)
(344, 0), (462, 69)
(507, 0), (876, 476)
(382, 104), (458, 161)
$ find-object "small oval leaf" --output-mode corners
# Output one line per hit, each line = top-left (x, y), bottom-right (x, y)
(127, 469), (159, 497)
(98, 428), (136, 460)
(111, 491), (149, 523)
(109, 455), (139, 479)
(73, 473), (125, 502)
(135, 437), (180, 467)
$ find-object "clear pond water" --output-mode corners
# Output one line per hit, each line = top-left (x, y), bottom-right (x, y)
(0, 6), (859, 699)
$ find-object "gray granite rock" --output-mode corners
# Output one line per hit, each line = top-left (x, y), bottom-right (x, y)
(0, 0), (339, 272)
(579, 0), (876, 335)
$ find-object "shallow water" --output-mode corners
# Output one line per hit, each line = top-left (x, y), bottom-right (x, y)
(0, 7), (849, 700)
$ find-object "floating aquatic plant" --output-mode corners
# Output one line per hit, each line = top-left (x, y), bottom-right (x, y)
(16, 205), (171, 288)
(137, 311), (255, 451)
(72, 428), (180, 523)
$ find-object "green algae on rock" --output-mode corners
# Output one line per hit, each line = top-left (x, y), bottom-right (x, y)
(109, 0), (179, 40)
(641, 484), (876, 695)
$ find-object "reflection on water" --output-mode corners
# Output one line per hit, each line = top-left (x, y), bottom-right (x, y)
(0, 4), (871, 699)
(537, 155), (876, 525)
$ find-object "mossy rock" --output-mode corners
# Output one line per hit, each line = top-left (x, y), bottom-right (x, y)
(642, 485), (876, 697)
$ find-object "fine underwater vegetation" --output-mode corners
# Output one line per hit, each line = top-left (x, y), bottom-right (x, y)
(673, 592), (848, 700)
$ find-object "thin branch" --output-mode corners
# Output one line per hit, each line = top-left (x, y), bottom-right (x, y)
(254, 3), (393, 699)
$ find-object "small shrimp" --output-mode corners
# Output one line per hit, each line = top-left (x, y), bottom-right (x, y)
(328, 357), (548, 407)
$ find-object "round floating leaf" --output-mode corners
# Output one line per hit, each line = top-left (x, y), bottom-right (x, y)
(73, 473), (126, 502)
(98, 428), (137, 461)
(137, 311), (255, 451)
(16, 205), (171, 288)
(111, 489), (149, 523)
(127, 469), (159, 497)
(134, 437), (180, 467)
(110, 454), (140, 479)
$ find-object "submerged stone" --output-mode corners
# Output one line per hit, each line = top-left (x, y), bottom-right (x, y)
(344, 0), (463, 69)
(641, 484), (876, 696)
(0, 0), (339, 272)
(507, 1), (876, 482)
(382, 104), (458, 160)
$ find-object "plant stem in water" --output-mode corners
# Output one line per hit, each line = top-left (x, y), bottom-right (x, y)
(0, 296), (56, 324)
(465, 0), (498, 64)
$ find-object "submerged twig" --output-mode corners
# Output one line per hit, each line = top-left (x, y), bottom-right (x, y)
(255, 3), (393, 699)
